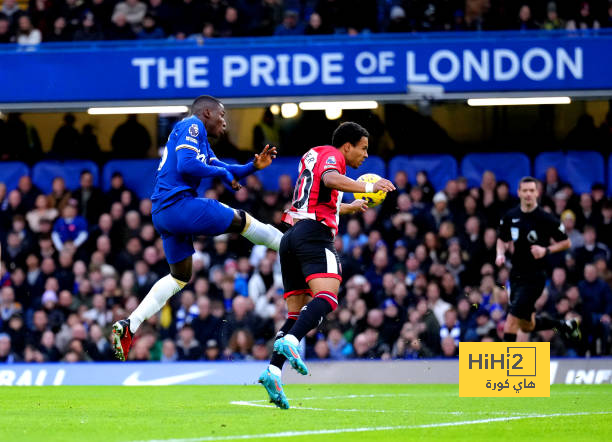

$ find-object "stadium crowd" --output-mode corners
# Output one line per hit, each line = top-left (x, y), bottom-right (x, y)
(0, 0), (611, 45)
(1, 162), (611, 364)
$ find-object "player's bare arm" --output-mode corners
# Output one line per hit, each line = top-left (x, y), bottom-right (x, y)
(322, 170), (396, 193)
(530, 238), (571, 259)
(495, 238), (509, 266)
(340, 199), (368, 215)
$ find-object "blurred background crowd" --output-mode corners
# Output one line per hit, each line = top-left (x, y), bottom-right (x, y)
(1, 159), (611, 364)
(0, 0), (611, 45)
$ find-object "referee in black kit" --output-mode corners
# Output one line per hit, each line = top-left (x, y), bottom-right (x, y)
(496, 176), (580, 342)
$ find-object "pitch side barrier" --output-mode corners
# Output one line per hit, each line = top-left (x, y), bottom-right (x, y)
(2, 30), (612, 106)
(0, 359), (610, 386)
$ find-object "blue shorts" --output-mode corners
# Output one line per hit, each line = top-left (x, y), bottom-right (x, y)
(152, 193), (235, 264)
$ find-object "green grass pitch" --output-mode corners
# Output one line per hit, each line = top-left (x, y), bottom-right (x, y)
(1, 384), (610, 441)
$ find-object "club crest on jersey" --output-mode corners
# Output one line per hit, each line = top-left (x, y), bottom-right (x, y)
(188, 124), (199, 137)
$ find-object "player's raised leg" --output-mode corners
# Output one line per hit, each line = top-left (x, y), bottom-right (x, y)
(275, 277), (341, 375)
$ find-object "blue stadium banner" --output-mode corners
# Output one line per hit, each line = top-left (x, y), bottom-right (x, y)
(0, 362), (267, 386)
(1, 31), (612, 103)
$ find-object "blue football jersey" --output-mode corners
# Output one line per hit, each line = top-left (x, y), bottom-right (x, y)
(151, 115), (218, 213)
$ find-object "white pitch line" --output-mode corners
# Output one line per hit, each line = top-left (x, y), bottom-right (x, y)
(132, 411), (612, 442)
(230, 400), (529, 415)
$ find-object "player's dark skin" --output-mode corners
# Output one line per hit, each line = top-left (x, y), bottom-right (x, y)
(169, 102), (277, 282)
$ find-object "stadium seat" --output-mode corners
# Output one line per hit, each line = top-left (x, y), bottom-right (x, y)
(0, 161), (29, 191)
(388, 155), (458, 192)
(103, 159), (160, 200)
(255, 157), (300, 191)
(32, 160), (99, 194)
(346, 155), (387, 180)
(535, 151), (605, 194)
(461, 153), (531, 193)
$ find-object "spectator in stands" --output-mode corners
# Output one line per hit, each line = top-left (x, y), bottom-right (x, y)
(16, 14), (42, 44)
(568, 1), (601, 30)
(387, 6), (410, 33)
(176, 324), (201, 360)
(51, 113), (80, 158)
(0, 333), (20, 363)
(575, 225), (610, 273)
(305, 11), (330, 35)
(51, 199), (88, 252)
(218, 6), (242, 37)
(274, 9), (304, 35)
(73, 11), (105, 41)
(147, 0), (173, 35)
(0, 16), (13, 42)
(579, 264), (612, 354)
(541, 1), (565, 30)
(46, 16), (73, 41)
(137, 14), (164, 39)
(248, 257), (281, 320)
(111, 114), (151, 158)
(112, 0), (147, 32)
(1, 0), (22, 25)
(516, 4), (538, 30)
(48, 177), (71, 212)
(72, 170), (106, 226)
(106, 12), (136, 39)
(561, 210), (584, 251)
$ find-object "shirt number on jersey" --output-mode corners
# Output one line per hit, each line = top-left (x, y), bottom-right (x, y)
(158, 147), (168, 171)
(293, 169), (313, 209)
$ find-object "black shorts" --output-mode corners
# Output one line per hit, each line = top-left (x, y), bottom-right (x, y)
(508, 272), (547, 321)
(279, 219), (342, 299)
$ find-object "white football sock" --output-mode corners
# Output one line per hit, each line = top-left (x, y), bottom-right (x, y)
(128, 274), (187, 333)
(268, 365), (282, 377)
(241, 214), (282, 251)
(284, 334), (299, 347)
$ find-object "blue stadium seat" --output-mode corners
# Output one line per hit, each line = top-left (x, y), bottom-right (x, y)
(346, 155), (387, 180)
(32, 160), (99, 194)
(535, 151), (605, 194)
(0, 162), (29, 191)
(103, 159), (160, 200)
(388, 155), (458, 192)
(461, 153), (531, 193)
(255, 157), (300, 191)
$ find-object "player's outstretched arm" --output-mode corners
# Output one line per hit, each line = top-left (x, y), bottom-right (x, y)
(323, 170), (395, 194)
(176, 147), (234, 186)
(210, 145), (278, 180)
(340, 200), (368, 215)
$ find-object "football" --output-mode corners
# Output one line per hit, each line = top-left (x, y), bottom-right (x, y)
(353, 173), (387, 207)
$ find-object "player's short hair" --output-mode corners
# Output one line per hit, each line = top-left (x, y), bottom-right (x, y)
(519, 176), (538, 188)
(331, 122), (369, 148)
(191, 95), (222, 116)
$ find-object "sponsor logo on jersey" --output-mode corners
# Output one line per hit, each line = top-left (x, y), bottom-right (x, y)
(512, 218), (520, 223)
(188, 124), (199, 137)
(326, 156), (337, 165)
(559, 223), (566, 233)
(186, 136), (198, 143)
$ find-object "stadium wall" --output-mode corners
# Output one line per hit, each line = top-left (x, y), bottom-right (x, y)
(1, 360), (611, 386)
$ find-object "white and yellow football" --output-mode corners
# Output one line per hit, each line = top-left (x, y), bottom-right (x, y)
(353, 173), (387, 207)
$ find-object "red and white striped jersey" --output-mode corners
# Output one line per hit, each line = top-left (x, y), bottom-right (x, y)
(287, 145), (346, 236)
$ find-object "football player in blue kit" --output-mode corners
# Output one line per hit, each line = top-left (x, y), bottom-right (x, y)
(111, 95), (283, 361)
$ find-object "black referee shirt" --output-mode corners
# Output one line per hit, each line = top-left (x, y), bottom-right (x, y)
(498, 205), (568, 277)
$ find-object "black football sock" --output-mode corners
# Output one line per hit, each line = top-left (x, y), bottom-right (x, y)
(503, 333), (517, 342)
(269, 312), (298, 370)
(533, 316), (566, 333)
(287, 295), (335, 341)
